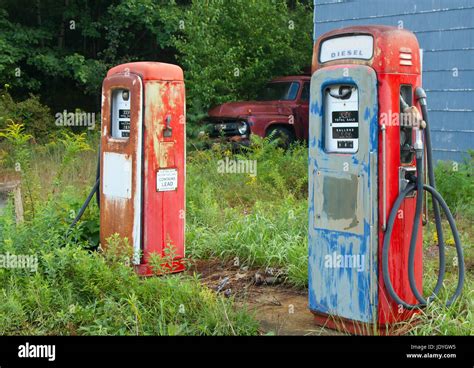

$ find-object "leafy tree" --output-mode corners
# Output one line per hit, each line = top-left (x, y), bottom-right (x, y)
(172, 0), (313, 119)
(0, 0), (313, 129)
(0, 0), (179, 105)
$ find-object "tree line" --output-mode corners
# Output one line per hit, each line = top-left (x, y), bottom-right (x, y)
(0, 0), (312, 132)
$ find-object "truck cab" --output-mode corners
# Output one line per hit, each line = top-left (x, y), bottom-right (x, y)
(203, 75), (310, 146)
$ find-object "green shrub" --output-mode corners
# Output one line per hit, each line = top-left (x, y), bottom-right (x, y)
(173, 0), (313, 118)
(0, 89), (55, 142)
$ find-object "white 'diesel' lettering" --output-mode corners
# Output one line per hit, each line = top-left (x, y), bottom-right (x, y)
(320, 35), (374, 63)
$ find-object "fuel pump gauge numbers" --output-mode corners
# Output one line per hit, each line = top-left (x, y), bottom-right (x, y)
(111, 89), (131, 139)
(324, 85), (359, 153)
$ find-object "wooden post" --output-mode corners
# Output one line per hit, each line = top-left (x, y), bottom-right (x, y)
(0, 179), (24, 224)
(13, 183), (24, 223)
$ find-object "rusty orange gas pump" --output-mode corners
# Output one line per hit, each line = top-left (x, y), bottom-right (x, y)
(69, 62), (185, 275)
(308, 26), (464, 333)
(98, 62), (186, 275)
(65, 62), (186, 276)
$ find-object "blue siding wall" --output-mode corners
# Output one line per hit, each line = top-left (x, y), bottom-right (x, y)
(314, 0), (474, 162)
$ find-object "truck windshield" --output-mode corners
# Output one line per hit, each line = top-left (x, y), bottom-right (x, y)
(255, 82), (300, 101)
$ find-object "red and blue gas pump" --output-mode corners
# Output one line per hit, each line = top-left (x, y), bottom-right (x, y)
(308, 26), (465, 333)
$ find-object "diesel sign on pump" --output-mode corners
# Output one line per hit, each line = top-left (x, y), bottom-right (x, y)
(319, 35), (374, 63)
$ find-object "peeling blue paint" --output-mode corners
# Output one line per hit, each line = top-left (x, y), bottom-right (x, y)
(310, 101), (320, 115)
(308, 65), (379, 323)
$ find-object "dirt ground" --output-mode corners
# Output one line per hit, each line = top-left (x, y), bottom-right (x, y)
(187, 259), (341, 335)
(186, 244), (470, 336)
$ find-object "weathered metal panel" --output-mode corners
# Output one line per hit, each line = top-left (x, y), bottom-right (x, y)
(422, 50), (473, 70)
(314, 0), (474, 162)
(415, 29), (474, 50)
(102, 152), (132, 199)
(142, 80), (186, 272)
(426, 111), (473, 130)
(424, 91), (472, 112)
(100, 73), (144, 262)
(315, 10), (474, 33)
(308, 65), (378, 323)
(314, 0), (474, 26)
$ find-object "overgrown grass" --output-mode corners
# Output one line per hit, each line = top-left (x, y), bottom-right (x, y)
(0, 123), (258, 335)
(409, 152), (474, 335)
(1, 122), (472, 335)
(433, 150), (474, 219)
(186, 137), (474, 335)
(186, 138), (308, 286)
(405, 247), (474, 335)
(0, 192), (258, 336)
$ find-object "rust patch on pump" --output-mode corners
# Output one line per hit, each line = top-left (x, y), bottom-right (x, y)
(100, 73), (143, 251)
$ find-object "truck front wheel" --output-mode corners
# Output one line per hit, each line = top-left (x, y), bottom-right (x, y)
(266, 126), (295, 148)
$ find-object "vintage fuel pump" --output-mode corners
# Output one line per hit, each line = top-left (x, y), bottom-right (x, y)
(100, 62), (186, 275)
(308, 26), (465, 333)
(72, 62), (186, 276)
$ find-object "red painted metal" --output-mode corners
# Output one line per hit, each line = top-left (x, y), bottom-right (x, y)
(377, 70), (423, 325)
(312, 25), (424, 329)
(101, 62), (186, 276)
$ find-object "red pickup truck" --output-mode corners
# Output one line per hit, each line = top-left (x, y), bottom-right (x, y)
(203, 75), (310, 146)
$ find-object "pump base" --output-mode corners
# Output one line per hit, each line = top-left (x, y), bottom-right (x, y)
(311, 310), (416, 335)
(135, 260), (186, 277)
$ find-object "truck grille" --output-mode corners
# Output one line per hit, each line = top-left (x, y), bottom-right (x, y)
(208, 119), (242, 137)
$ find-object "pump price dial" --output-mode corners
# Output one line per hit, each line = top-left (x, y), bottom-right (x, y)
(324, 84), (359, 153)
(111, 89), (131, 140)
(332, 111), (358, 123)
(119, 109), (130, 119)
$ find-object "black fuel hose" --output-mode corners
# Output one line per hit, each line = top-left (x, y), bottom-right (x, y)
(68, 147), (100, 232)
(417, 88), (446, 296)
(95, 145), (100, 208)
(381, 88), (465, 309)
(68, 178), (100, 231)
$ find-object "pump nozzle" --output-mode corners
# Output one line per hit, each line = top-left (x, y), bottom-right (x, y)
(415, 87), (427, 106)
(414, 126), (424, 157)
(414, 88), (426, 155)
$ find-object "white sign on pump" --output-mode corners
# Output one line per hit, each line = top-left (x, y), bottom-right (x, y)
(320, 35), (374, 63)
(156, 168), (178, 192)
